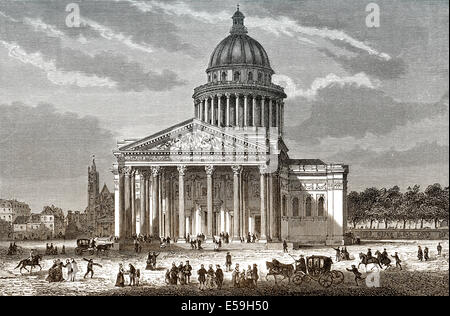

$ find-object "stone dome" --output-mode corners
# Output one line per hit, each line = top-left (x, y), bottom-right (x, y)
(207, 7), (273, 73)
(208, 34), (272, 71)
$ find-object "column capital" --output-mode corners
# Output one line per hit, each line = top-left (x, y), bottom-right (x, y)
(151, 166), (161, 177)
(205, 165), (215, 176)
(259, 165), (268, 175)
(123, 166), (133, 177)
(231, 165), (242, 175)
(225, 93), (231, 98)
(177, 165), (187, 176)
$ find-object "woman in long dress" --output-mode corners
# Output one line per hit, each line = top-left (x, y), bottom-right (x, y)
(115, 263), (125, 287)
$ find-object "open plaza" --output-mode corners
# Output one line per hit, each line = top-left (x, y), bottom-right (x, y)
(0, 239), (448, 296)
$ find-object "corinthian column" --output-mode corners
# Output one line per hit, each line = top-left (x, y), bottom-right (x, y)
(131, 170), (136, 236)
(139, 170), (148, 236)
(235, 94), (240, 127)
(259, 165), (267, 242)
(118, 166), (125, 240)
(252, 95), (256, 127)
(226, 93), (231, 126)
(177, 165), (187, 243)
(205, 165), (214, 240)
(217, 94), (222, 127)
(231, 165), (241, 242)
(243, 94), (248, 127)
(151, 166), (160, 237)
(124, 166), (133, 239)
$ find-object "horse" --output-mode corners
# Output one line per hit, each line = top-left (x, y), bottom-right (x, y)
(15, 254), (43, 274)
(375, 250), (392, 268)
(358, 253), (383, 270)
(265, 259), (295, 284)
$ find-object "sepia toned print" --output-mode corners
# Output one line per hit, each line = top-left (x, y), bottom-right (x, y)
(0, 0), (448, 298)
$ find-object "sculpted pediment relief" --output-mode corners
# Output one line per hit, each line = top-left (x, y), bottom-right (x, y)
(154, 130), (223, 152)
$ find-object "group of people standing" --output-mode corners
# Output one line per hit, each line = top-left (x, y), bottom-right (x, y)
(115, 263), (141, 287)
(46, 258), (100, 282)
(166, 261), (193, 285)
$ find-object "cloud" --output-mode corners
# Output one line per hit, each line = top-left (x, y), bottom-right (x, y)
(285, 86), (448, 142)
(0, 102), (115, 181)
(0, 13), (185, 91)
(1, 40), (117, 88)
(128, 0), (390, 59)
(329, 142), (449, 168)
(319, 47), (407, 80)
(273, 72), (378, 100)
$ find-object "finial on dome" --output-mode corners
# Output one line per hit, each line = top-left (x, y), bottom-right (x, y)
(231, 5), (247, 34)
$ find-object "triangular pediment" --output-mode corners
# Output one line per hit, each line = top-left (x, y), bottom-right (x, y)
(116, 119), (266, 154)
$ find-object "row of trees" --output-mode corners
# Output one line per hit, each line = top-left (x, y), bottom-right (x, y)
(347, 183), (449, 229)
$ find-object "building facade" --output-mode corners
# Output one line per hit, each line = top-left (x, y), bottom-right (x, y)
(113, 8), (348, 245)
(85, 158), (115, 237)
(0, 199), (31, 224)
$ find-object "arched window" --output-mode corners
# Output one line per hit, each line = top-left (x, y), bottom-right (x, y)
(208, 74), (211, 82)
(318, 197), (325, 217)
(292, 198), (299, 217)
(282, 196), (287, 216)
(213, 73), (217, 82)
(221, 71), (227, 82)
(258, 72), (263, 82)
(234, 71), (241, 82)
(305, 197), (312, 217)
(248, 71), (253, 82)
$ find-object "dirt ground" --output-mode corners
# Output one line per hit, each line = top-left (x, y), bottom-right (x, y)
(0, 239), (448, 296)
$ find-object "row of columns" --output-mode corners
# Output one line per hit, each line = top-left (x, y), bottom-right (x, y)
(117, 164), (277, 243)
(194, 93), (284, 131)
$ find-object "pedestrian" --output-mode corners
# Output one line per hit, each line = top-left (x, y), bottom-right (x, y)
(283, 240), (288, 253)
(83, 258), (102, 279)
(391, 252), (402, 270)
(246, 265), (254, 288)
(346, 265), (364, 286)
(424, 247), (429, 261)
(178, 262), (186, 285)
(184, 260), (192, 284)
(61, 245), (66, 255)
(207, 264), (215, 289)
(64, 259), (72, 281)
(215, 265), (224, 289)
(170, 262), (178, 285)
(197, 264), (207, 290)
(115, 263), (125, 287)
(225, 252), (232, 272)
(231, 264), (240, 288)
(71, 258), (78, 281)
(128, 263), (136, 286)
(437, 243), (442, 256)
(136, 269), (140, 286)
(418, 246), (423, 261)
(252, 264), (259, 287)
(333, 247), (341, 262)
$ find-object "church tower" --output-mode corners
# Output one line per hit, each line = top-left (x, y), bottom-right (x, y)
(87, 156), (99, 230)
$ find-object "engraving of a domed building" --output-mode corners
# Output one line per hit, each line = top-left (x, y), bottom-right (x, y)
(113, 7), (349, 246)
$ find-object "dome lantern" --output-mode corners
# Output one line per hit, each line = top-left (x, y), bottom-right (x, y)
(230, 4), (247, 35)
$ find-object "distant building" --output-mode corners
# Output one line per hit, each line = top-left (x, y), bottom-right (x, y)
(41, 206), (65, 237)
(85, 158), (115, 237)
(0, 199), (31, 224)
(12, 216), (28, 240)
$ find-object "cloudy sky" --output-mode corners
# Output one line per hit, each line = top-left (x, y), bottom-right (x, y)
(0, 0), (448, 212)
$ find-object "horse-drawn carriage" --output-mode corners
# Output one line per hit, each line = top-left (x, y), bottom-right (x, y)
(74, 238), (113, 255)
(266, 255), (344, 288)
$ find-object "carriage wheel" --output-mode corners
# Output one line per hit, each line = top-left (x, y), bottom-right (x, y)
(331, 270), (344, 285)
(89, 249), (95, 255)
(292, 274), (303, 286)
(318, 273), (333, 288)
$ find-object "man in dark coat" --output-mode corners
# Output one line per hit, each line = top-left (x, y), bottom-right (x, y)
(198, 264), (207, 290)
(346, 265), (364, 286)
(424, 247), (430, 261)
(215, 265), (224, 289)
(296, 255), (307, 274)
(83, 258), (102, 279)
(184, 260), (192, 284)
(169, 262), (178, 285)
(225, 252), (232, 272)
(437, 243), (442, 256)
(418, 246), (423, 261)
(128, 264), (136, 286)
(391, 252), (402, 270)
